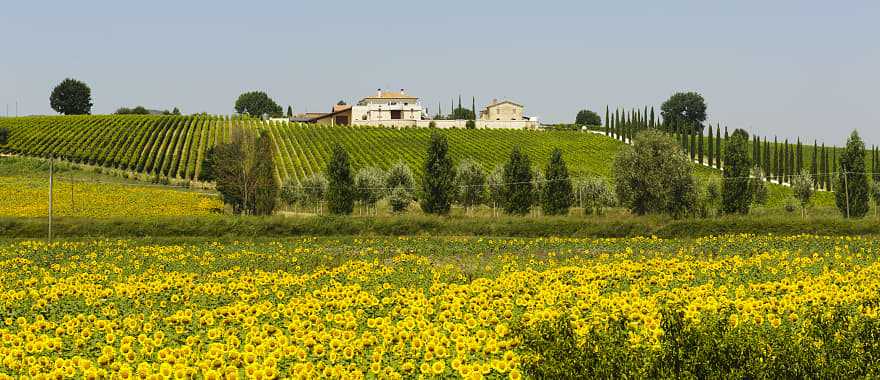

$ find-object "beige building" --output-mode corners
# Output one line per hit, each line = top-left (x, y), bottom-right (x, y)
(480, 99), (525, 121)
(351, 89), (425, 122)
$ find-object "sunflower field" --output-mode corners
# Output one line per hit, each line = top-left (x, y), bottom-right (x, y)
(2, 235), (880, 379)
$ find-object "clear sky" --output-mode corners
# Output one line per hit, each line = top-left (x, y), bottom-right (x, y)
(1, 0), (878, 145)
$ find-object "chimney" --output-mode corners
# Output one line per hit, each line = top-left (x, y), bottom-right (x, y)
(377, 88), (382, 97)
(400, 88), (406, 95)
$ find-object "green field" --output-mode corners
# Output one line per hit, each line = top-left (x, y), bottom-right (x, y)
(0, 115), (842, 209)
(0, 115), (622, 184)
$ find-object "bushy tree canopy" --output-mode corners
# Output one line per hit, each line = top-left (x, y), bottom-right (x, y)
(541, 149), (573, 215)
(721, 129), (753, 215)
(501, 147), (534, 215)
(613, 130), (697, 217)
(115, 106), (150, 115)
(209, 127), (278, 215)
(455, 159), (486, 213)
(50, 78), (93, 115)
(575, 110), (601, 126)
(326, 144), (354, 215)
(420, 132), (456, 214)
(234, 91), (283, 117)
(661, 92), (706, 133)
(836, 130), (870, 218)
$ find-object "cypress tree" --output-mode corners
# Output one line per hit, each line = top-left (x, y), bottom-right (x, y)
(698, 128), (704, 165)
(689, 128), (696, 160)
(820, 143), (827, 190)
(326, 144), (355, 215)
(783, 139), (790, 183)
(763, 138), (771, 181)
(605, 106), (610, 136)
(420, 131), (455, 214)
(612, 109), (618, 140)
(796, 138), (803, 175)
(707, 125), (714, 167)
(471, 97), (476, 120)
(810, 140), (818, 189)
(501, 147), (533, 215)
(644, 106), (648, 130)
(716, 124), (722, 168)
(832, 148), (837, 191)
(722, 129), (753, 214)
(541, 148), (573, 215)
(788, 145), (800, 183)
(616, 109), (621, 140)
(649, 107), (655, 129)
(772, 137), (779, 181)
(836, 131), (870, 218)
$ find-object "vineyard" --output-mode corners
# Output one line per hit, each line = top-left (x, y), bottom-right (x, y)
(0, 116), (624, 184)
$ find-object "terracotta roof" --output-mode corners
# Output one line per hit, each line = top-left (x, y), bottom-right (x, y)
(333, 104), (352, 112)
(363, 91), (418, 100)
(307, 107), (352, 122)
(485, 100), (523, 109)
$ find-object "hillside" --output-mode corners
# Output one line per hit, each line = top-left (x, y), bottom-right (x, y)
(0, 115), (624, 183)
(0, 115), (840, 208)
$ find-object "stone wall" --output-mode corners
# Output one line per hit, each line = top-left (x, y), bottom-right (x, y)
(351, 119), (539, 130)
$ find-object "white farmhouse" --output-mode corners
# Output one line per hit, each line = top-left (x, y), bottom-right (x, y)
(351, 89), (426, 122)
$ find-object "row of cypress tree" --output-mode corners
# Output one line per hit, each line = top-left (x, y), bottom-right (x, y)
(321, 132), (580, 216)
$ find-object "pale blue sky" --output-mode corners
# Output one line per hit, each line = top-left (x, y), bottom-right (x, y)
(1, 0), (878, 145)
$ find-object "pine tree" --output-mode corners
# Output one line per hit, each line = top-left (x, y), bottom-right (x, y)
(326, 144), (354, 215)
(541, 148), (573, 215)
(420, 132), (455, 214)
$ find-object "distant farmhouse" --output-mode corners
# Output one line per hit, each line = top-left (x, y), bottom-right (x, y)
(293, 89), (538, 129)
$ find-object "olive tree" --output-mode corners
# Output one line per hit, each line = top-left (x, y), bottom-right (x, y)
(487, 165), (504, 217)
(613, 130), (698, 217)
(577, 177), (614, 215)
(280, 179), (303, 213)
(354, 167), (386, 216)
(791, 169), (814, 218)
(386, 161), (415, 213)
(455, 159), (486, 215)
(750, 166), (769, 205)
(301, 173), (329, 214)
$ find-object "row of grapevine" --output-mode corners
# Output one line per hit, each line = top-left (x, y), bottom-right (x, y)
(0, 116), (625, 184)
(0, 115), (233, 180)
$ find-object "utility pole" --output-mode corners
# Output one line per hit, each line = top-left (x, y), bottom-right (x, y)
(48, 156), (54, 243)
(844, 167), (850, 219)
